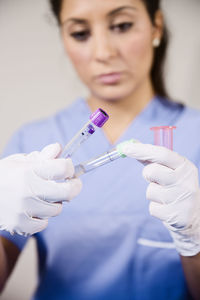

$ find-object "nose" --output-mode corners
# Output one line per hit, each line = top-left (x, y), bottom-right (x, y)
(92, 30), (117, 63)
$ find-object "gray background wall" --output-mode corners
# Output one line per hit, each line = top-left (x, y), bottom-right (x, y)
(0, 0), (200, 299)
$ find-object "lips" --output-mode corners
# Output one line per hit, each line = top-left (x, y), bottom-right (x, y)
(96, 72), (122, 84)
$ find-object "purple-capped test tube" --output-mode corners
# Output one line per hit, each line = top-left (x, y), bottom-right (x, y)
(150, 126), (176, 150)
(90, 108), (109, 128)
(60, 108), (109, 158)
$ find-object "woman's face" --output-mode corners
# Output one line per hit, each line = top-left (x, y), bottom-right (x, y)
(60, 0), (162, 101)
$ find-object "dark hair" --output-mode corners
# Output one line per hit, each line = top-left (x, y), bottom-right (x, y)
(49, 0), (169, 98)
(142, 1), (169, 99)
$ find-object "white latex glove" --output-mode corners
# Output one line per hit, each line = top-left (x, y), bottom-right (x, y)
(121, 142), (200, 256)
(0, 143), (82, 236)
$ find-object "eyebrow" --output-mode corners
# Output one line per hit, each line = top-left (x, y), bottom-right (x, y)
(108, 6), (137, 17)
(62, 19), (87, 26)
(62, 6), (137, 26)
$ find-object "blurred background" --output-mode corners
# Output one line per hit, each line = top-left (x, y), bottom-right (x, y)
(0, 0), (200, 299)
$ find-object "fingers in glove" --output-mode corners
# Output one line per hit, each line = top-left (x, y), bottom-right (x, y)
(146, 182), (168, 204)
(40, 143), (62, 159)
(25, 143), (62, 162)
(149, 201), (171, 221)
(143, 163), (176, 185)
(3, 153), (27, 161)
(14, 214), (49, 236)
(32, 176), (82, 202)
(26, 198), (63, 219)
(26, 217), (49, 235)
(121, 143), (184, 169)
(33, 158), (75, 180)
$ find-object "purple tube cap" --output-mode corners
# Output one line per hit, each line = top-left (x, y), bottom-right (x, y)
(90, 108), (109, 127)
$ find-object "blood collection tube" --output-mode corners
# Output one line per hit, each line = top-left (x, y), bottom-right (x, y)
(74, 139), (137, 177)
(60, 108), (109, 158)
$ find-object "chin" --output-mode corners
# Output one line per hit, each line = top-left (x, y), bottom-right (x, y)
(91, 84), (135, 102)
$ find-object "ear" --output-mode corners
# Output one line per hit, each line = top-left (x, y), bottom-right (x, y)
(152, 10), (164, 42)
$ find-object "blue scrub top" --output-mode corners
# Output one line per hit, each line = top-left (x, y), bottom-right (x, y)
(1, 96), (200, 300)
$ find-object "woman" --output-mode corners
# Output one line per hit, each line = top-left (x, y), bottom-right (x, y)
(1, 0), (200, 299)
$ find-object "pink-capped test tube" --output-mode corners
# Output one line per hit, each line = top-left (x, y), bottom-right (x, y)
(150, 126), (176, 150)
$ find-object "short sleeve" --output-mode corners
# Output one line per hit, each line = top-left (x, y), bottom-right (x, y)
(0, 231), (28, 251)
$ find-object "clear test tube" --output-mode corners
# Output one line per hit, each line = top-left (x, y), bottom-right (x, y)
(74, 139), (137, 177)
(74, 149), (121, 177)
(60, 108), (109, 158)
(150, 126), (176, 150)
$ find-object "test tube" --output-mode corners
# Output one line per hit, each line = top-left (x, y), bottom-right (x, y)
(74, 139), (137, 177)
(150, 126), (176, 150)
(60, 108), (109, 158)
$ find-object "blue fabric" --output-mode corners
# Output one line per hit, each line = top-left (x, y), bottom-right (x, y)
(1, 96), (200, 299)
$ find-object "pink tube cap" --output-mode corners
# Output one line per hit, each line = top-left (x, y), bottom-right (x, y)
(150, 126), (176, 150)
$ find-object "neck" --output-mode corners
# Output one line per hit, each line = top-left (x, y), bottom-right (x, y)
(87, 79), (155, 145)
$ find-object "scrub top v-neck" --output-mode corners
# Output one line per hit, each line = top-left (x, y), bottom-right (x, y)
(1, 96), (200, 300)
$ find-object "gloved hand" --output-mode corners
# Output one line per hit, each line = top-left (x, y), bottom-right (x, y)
(121, 142), (200, 257)
(0, 143), (82, 236)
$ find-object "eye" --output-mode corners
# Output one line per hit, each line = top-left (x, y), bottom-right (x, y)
(70, 30), (90, 41)
(110, 22), (133, 33)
